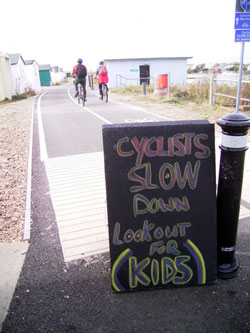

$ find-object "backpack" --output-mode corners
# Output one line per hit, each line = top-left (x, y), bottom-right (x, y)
(100, 65), (107, 75)
(77, 65), (87, 78)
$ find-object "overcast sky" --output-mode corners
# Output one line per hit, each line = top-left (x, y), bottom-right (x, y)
(1, 0), (250, 72)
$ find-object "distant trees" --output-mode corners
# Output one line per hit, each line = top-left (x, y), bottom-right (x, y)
(188, 63), (250, 74)
(188, 64), (208, 74)
(226, 66), (239, 73)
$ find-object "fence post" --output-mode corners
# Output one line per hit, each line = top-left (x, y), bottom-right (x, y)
(142, 82), (146, 95)
(210, 74), (216, 106)
(167, 73), (170, 96)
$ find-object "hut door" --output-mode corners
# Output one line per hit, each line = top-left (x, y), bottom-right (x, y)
(39, 70), (51, 86)
(139, 65), (150, 85)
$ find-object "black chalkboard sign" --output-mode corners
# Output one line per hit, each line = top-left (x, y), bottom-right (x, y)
(102, 121), (217, 292)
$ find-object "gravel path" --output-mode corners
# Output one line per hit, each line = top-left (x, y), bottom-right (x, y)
(0, 98), (33, 243)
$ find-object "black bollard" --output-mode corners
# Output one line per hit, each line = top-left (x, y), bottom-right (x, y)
(217, 112), (250, 279)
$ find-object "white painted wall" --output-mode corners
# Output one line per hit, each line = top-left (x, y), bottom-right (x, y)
(11, 58), (29, 94)
(25, 61), (41, 92)
(50, 70), (66, 84)
(0, 53), (14, 101)
(105, 58), (189, 88)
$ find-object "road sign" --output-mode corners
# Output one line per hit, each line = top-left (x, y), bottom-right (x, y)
(235, 12), (250, 29)
(241, 0), (250, 11)
(236, 0), (250, 12)
(235, 29), (250, 42)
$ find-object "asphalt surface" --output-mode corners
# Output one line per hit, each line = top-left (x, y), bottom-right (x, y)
(1, 84), (250, 332)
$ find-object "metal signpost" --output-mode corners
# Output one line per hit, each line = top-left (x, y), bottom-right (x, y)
(216, 0), (250, 279)
(235, 0), (250, 112)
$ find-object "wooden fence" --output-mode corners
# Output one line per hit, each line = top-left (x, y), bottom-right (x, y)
(209, 74), (250, 106)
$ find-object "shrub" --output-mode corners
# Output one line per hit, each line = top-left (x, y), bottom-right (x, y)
(171, 82), (210, 104)
(12, 94), (28, 100)
(168, 98), (185, 104)
(241, 82), (250, 105)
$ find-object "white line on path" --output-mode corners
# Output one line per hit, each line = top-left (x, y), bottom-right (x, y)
(67, 89), (112, 124)
(37, 92), (48, 161)
(23, 96), (35, 240)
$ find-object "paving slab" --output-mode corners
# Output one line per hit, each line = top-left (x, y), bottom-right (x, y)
(0, 242), (29, 330)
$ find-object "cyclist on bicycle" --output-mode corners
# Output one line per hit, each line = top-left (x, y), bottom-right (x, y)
(72, 58), (87, 100)
(96, 61), (108, 99)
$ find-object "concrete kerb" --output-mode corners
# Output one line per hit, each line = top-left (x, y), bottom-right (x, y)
(0, 242), (29, 331)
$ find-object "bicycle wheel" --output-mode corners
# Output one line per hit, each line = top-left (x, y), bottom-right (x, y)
(101, 85), (104, 100)
(102, 84), (108, 103)
(82, 87), (85, 107)
(77, 84), (81, 104)
(105, 85), (108, 103)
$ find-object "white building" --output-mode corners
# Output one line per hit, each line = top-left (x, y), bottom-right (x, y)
(25, 60), (41, 92)
(0, 52), (14, 101)
(104, 57), (192, 88)
(9, 53), (30, 94)
(50, 66), (66, 85)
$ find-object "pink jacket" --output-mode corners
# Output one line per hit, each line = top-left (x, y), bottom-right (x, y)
(97, 65), (109, 84)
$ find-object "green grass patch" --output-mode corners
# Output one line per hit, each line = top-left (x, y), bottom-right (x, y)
(12, 94), (28, 100)
(111, 85), (154, 95)
(168, 98), (185, 104)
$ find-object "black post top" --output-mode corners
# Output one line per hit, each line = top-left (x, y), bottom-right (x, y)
(217, 112), (250, 135)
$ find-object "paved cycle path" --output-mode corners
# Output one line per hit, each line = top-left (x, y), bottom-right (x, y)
(1, 84), (250, 332)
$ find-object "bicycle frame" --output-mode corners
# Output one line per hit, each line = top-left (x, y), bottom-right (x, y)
(77, 83), (85, 106)
(102, 83), (108, 103)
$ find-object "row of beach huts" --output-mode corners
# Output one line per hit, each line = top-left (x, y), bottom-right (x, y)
(0, 52), (66, 102)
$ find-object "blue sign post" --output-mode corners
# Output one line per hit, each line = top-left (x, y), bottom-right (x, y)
(235, 0), (250, 42)
(240, 0), (250, 11)
(234, 0), (250, 112)
(235, 29), (250, 42)
(235, 0), (250, 12)
(235, 12), (250, 29)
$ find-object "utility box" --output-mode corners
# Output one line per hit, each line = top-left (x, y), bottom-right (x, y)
(159, 74), (168, 89)
(154, 74), (169, 96)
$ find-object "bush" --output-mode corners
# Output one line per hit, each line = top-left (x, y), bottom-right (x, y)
(241, 83), (250, 105)
(216, 85), (237, 105)
(171, 82), (210, 104)
(12, 94), (28, 100)
(168, 98), (185, 104)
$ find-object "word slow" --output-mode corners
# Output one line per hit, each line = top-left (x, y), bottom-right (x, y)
(128, 161), (201, 193)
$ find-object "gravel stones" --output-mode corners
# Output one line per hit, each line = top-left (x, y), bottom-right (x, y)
(0, 98), (33, 243)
